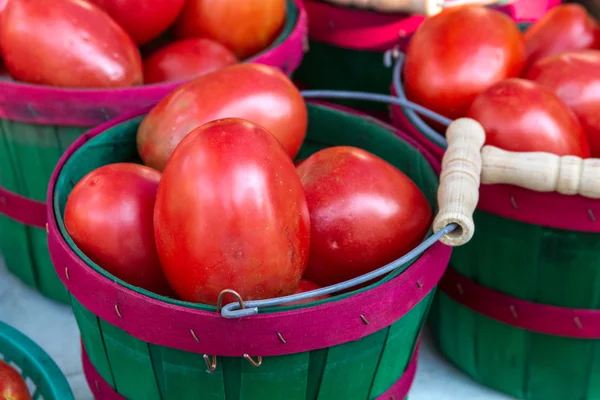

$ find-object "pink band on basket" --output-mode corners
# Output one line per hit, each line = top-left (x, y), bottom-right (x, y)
(81, 340), (420, 400)
(48, 104), (450, 357)
(440, 267), (600, 339)
(0, 0), (306, 126)
(0, 186), (46, 228)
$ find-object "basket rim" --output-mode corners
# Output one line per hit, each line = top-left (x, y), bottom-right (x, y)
(0, 0), (307, 126)
(0, 321), (74, 400)
(46, 102), (451, 357)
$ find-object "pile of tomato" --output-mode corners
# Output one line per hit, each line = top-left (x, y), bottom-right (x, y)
(0, 0), (286, 87)
(404, 4), (600, 158)
(63, 63), (433, 306)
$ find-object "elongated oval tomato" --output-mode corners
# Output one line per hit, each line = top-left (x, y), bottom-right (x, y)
(137, 63), (307, 171)
(0, 361), (31, 400)
(0, 0), (142, 88)
(526, 50), (600, 157)
(467, 78), (590, 157)
(65, 163), (173, 296)
(143, 38), (238, 84)
(174, 0), (286, 59)
(297, 146), (432, 287)
(523, 4), (600, 72)
(154, 118), (310, 305)
(404, 6), (525, 120)
(86, 0), (186, 45)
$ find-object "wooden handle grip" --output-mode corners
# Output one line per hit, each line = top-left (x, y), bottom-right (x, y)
(322, 0), (443, 15)
(481, 146), (600, 198)
(433, 118), (486, 246)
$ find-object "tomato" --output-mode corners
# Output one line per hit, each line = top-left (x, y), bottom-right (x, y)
(143, 38), (238, 84)
(288, 279), (330, 305)
(0, 361), (31, 400)
(86, 0), (186, 45)
(403, 6), (525, 120)
(523, 4), (600, 72)
(174, 0), (286, 59)
(525, 50), (600, 157)
(65, 163), (173, 296)
(297, 146), (432, 287)
(0, 0), (142, 88)
(154, 118), (310, 305)
(137, 63), (307, 171)
(467, 78), (590, 157)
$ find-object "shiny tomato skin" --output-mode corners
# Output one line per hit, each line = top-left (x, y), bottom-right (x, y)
(65, 163), (173, 295)
(154, 118), (310, 305)
(404, 6), (525, 120)
(526, 50), (600, 157)
(86, 0), (186, 45)
(524, 4), (600, 72)
(137, 63), (307, 171)
(0, 0), (142, 88)
(467, 78), (590, 157)
(143, 38), (238, 84)
(297, 146), (432, 287)
(174, 0), (286, 59)
(0, 361), (31, 400)
(288, 279), (330, 305)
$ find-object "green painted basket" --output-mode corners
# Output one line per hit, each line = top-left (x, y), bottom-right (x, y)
(0, 0), (307, 304)
(46, 102), (455, 399)
(390, 50), (600, 399)
(0, 320), (74, 400)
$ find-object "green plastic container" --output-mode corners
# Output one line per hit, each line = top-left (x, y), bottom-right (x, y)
(47, 103), (451, 399)
(0, 320), (74, 400)
(0, 0), (306, 304)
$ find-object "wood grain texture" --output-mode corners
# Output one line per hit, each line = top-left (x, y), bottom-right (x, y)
(433, 118), (485, 247)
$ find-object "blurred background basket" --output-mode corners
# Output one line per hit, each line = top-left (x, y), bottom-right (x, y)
(0, 320), (74, 400)
(46, 102), (451, 399)
(0, 0), (307, 304)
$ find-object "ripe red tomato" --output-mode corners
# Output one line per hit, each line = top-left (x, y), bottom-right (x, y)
(526, 50), (600, 157)
(288, 279), (330, 305)
(523, 4), (600, 72)
(0, 361), (31, 400)
(404, 6), (525, 120)
(467, 78), (590, 157)
(0, 0), (142, 88)
(154, 118), (310, 305)
(297, 146), (432, 287)
(137, 63), (307, 171)
(174, 0), (286, 59)
(86, 0), (186, 45)
(65, 163), (173, 296)
(143, 38), (238, 84)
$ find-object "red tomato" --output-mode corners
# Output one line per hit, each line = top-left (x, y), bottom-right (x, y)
(137, 63), (307, 171)
(0, 0), (142, 88)
(297, 146), (432, 287)
(467, 78), (590, 157)
(523, 4), (600, 72)
(404, 6), (525, 120)
(288, 279), (330, 305)
(65, 163), (173, 295)
(174, 0), (286, 59)
(526, 50), (600, 157)
(0, 361), (31, 400)
(86, 0), (186, 45)
(154, 118), (310, 305)
(143, 38), (238, 84)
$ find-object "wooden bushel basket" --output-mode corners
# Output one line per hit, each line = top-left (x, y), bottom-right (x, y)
(46, 102), (461, 399)
(0, 0), (307, 304)
(390, 46), (600, 398)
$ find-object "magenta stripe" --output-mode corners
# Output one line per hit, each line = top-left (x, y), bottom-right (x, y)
(0, 186), (46, 228)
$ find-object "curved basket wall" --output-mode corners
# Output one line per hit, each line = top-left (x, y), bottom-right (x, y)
(389, 41), (600, 400)
(0, 0), (307, 304)
(47, 102), (451, 399)
(0, 320), (74, 400)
